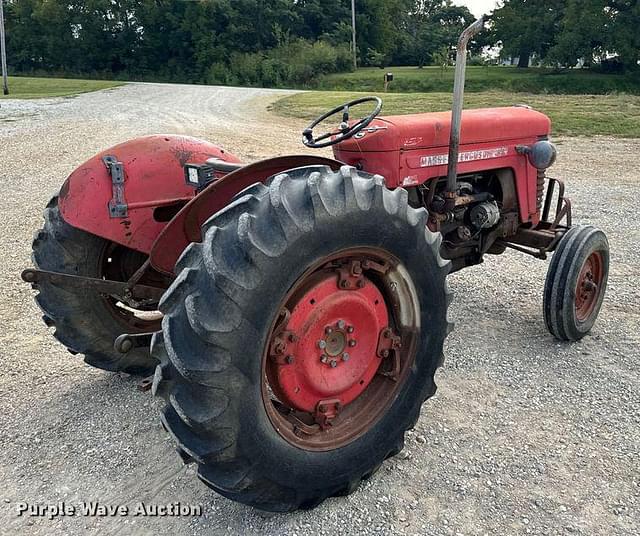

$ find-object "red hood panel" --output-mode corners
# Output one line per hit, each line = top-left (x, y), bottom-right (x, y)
(336, 107), (551, 152)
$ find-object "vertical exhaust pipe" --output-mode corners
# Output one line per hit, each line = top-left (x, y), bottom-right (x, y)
(444, 15), (490, 210)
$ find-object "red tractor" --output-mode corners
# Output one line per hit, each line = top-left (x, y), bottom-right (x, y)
(23, 18), (608, 511)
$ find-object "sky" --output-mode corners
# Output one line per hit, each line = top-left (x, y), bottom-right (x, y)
(453, 0), (501, 18)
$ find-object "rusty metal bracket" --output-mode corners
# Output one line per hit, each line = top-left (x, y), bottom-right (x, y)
(268, 331), (298, 365)
(268, 308), (298, 365)
(292, 418), (322, 437)
(137, 376), (154, 392)
(376, 326), (402, 381)
(336, 259), (366, 290)
(271, 401), (323, 437)
(314, 399), (342, 429)
(103, 155), (128, 218)
(376, 327), (402, 358)
(335, 258), (390, 290)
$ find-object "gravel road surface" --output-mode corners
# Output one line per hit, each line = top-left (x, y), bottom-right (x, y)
(0, 83), (638, 536)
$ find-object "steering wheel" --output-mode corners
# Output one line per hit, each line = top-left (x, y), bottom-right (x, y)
(302, 96), (383, 149)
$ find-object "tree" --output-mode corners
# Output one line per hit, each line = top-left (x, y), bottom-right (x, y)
(607, 0), (640, 70)
(393, 0), (474, 67)
(546, 0), (608, 68)
(492, 0), (565, 67)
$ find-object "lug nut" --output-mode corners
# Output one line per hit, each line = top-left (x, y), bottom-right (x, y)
(318, 340), (327, 349)
(325, 327), (333, 335)
(348, 340), (356, 347)
(285, 355), (295, 364)
(320, 354), (328, 363)
(347, 326), (354, 334)
(330, 360), (338, 368)
(288, 333), (299, 342)
(342, 353), (350, 362)
(337, 320), (346, 329)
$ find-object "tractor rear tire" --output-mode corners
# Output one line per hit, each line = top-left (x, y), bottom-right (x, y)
(543, 225), (609, 341)
(30, 196), (158, 375)
(152, 165), (452, 512)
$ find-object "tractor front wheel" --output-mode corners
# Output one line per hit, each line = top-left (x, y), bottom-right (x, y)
(152, 166), (452, 511)
(543, 225), (609, 341)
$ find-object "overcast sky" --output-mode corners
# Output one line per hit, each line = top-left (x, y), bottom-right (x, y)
(453, 0), (500, 18)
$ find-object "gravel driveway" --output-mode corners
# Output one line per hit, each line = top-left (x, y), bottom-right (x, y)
(0, 83), (638, 536)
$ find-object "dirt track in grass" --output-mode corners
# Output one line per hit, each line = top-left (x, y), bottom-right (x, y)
(0, 83), (638, 535)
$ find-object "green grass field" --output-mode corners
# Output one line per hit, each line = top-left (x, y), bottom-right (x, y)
(0, 76), (124, 99)
(313, 66), (640, 95)
(272, 90), (640, 138)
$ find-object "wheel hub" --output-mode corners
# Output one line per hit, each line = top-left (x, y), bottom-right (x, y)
(268, 274), (388, 413)
(575, 251), (604, 322)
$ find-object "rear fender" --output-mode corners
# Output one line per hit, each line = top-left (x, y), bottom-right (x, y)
(150, 155), (343, 275)
(58, 135), (241, 254)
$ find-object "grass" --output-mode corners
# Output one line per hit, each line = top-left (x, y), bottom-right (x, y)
(271, 90), (640, 138)
(0, 76), (124, 99)
(313, 66), (640, 95)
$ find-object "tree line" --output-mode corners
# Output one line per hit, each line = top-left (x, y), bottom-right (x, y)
(493, 0), (639, 71)
(3, 1), (638, 88)
(4, 0), (479, 85)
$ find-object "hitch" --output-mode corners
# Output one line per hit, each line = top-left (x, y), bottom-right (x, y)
(21, 269), (166, 304)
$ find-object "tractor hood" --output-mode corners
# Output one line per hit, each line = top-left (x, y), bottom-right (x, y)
(337, 107), (551, 153)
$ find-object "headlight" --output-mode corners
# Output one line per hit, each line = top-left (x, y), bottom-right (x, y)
(521, 140), (558, 170)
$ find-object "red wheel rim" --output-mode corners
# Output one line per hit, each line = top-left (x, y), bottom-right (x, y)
(262, 248), (420, 451)
(575, 251), (604, 323)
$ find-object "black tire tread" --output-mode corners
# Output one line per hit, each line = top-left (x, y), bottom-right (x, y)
(153, 166), (453, 511)
(30, 196), (157, 375)
(543, 225), (609, 341)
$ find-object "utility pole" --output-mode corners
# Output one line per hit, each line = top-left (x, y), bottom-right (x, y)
(351, 0), (357, 71)
(0, 0), (8, 95)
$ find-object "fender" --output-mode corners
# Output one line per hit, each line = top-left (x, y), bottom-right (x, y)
(58, 135), (241, 254)
(150, 155), (343, 275)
